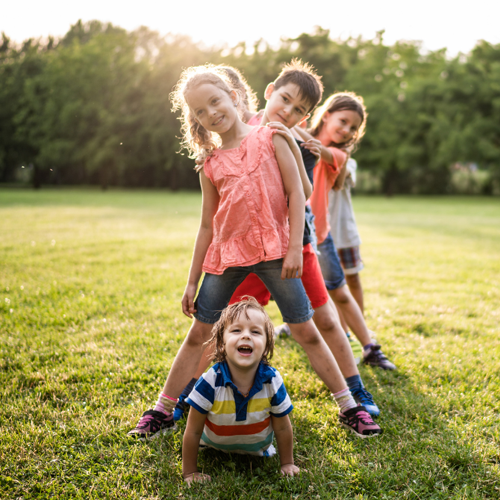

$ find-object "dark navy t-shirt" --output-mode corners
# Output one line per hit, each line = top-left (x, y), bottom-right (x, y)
(297, 139), (317, 246)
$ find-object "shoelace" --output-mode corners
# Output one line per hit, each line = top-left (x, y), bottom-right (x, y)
(351, 386), (375, 405)
(356, 411), (373, 423)
(365, 347), (387, 364)
(349, 411), (374, 425)
(137, 414), (156, 427)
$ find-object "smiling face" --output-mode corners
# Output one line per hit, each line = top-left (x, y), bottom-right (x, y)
(222, 308), (269, 371)
(322, 109), (363, 146)
(263, 82), (311, 129)
(185, 83), (239, 134)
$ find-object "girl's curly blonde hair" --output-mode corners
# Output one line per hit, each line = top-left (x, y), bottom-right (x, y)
(309, 92), (367, 151)
(205, 297), (275, 365)
(170, 64), (248, 163)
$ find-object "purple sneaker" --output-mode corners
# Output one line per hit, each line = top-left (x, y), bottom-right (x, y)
(339, 406), (383, 438)
(127, 410), (176, 440)
(363, 344), (397, 370)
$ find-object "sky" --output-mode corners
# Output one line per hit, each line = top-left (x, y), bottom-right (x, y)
(2, 0), (500, 56)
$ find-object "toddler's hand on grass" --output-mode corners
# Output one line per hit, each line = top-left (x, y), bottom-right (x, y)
(281, 463), (301, 476)
(181, 283), (198, 318)
(184, 472), (211, 486)
(281, 248), (303, 280)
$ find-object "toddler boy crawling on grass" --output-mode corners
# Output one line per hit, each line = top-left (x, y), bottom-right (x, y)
(181, 298), (301, 485)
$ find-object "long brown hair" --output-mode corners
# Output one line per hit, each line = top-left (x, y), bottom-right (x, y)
(205, 297), (275, 365)
(309, 92), (367, 151)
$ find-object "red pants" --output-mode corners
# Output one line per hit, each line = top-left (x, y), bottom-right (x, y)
(229, 243), (329, 310)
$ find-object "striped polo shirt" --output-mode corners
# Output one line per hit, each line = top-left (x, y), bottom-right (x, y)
(186, 361), (293, 457)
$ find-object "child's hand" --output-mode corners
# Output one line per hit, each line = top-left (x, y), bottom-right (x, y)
(281, 463), (301, 476)
(281, 247), (303, 280)
(267, 122), (296, 147)
(301, 138), (322, 161)
(181, 283), (198, 318)
(183, 472), (211, 486)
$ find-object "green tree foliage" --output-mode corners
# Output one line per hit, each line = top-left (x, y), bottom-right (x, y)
(1, 22), (499, 193)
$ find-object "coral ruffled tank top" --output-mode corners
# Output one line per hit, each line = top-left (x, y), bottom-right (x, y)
(202, 126), (290, 275)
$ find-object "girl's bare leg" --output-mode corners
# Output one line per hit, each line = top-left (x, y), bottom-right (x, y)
(193, 344), (214, 379)
(336, 306), (349, 332)
(345, 273), (364, 313)
(287, 319), (347, 394)
(161, 319), (213, 397)
(312, 299), (358, 378)
(328, 285), (372, 347)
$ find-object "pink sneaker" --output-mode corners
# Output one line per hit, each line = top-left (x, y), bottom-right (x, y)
(339, 406), (382, 438)
(127, 410), (176, 440)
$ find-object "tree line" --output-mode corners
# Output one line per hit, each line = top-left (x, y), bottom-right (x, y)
(1, 21), (499, 194)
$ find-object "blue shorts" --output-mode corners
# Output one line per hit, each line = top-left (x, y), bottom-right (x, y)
(194, 259), (314, 325)
(317, 233), (347, 290)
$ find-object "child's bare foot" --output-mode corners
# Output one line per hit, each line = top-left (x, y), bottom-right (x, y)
(184, 472), (211, 486)
(281, 463), (302, 476)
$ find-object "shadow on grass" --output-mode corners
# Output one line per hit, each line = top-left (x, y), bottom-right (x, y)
(144, 339), (500, 500)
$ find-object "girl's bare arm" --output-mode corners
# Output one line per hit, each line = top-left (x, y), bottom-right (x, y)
(182, 170), (219, 317)
(333, 154), (349, 191)
(294, 126), (334, 164)
(273, 134), (306, 279)
(267, 122), (312, 199)
(182, 407), (211, 485)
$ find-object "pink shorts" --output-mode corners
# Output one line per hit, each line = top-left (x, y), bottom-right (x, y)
(229, 243), (329, 310)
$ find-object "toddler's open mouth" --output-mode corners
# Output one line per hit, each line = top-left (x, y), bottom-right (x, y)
(237, 345), (253, 355)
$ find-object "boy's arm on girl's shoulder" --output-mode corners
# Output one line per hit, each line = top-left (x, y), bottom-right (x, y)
(272, 133), (305, 279)
(271, 414), (301, 476)
(182, 407), (211, 485)
(181, 170), (219, 318)
(294, 127), (334, 164)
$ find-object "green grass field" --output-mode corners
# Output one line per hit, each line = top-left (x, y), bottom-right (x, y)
(1, 188), (499, 499)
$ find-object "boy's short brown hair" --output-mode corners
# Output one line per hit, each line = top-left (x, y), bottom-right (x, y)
(273, 58), (324, 113)
(206, 297), (275, 365)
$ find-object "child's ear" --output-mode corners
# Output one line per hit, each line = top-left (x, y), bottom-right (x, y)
(264, 83), (275, 101)
(230, 90), (239, 107)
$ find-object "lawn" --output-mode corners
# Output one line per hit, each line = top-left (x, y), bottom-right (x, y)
(1, 188), (499, 500)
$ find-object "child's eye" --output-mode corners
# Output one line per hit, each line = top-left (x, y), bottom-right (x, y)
(197, 110), (203, 116)
(212, 98), (219, 105)
(252, 330), (262, 335)
(282, 96), (288, 102)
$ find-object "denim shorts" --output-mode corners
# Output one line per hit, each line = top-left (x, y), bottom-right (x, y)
(194, 259), (314, 324)
(317, 233), (347, 290)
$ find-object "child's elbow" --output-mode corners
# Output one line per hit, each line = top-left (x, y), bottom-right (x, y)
(304, 183), (313, 200)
